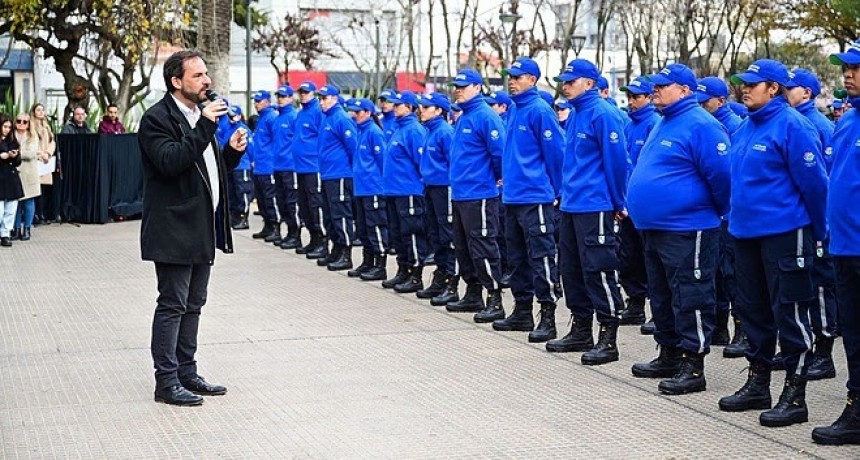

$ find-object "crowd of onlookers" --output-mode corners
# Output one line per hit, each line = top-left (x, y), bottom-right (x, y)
(0, 102), (128, 247)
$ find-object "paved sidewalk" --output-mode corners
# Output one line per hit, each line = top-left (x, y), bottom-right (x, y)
(0, 222), (855, 459)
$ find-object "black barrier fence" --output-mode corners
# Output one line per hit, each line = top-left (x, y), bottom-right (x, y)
(58, 133), (143, 224)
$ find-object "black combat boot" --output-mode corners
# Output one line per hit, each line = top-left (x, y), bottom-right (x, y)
(640, 319), (655, 335)
(474, 289), (504, 323)
(360, 255), (388, 281)
(21, 227), (30, 241)
(719, 362), (772, 412)
(492, 300), (534, 331)
(279, 230), (301, 249)
(658, 352), (706, 395)
(712, 310), (731, 346)
(546, 316), (593, 353)
(9, 227), (19, 241)
(446, 284), (484, 312)
(416, 270), (447, 299)
(348, 248), (374, 277)
(296, 233), (319, 255)
(431, 275), (460, 306)
(252, 221), (275, 240)
(306, 238), (329, 260)
(231, 214), (249, 230)
(807, 336), (837, 381)
(723, 316), (749, 358)
(632, 345), (681, 378)
(382, 264), (410, 289)
(760, 375), (808, 427)
(812, 392), (860, 445)
(528, 302), (557, 343)
(619, 296), (646, 325)
(264, 224), (282, 243)
(772, 351), (786, 371)
(327, 246), (353, 271)
(581, 323), (620, 365)
(394, 266), (424, 293)
(317, 243), (340, 266)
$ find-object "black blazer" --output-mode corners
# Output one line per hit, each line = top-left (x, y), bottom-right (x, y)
(137, 93), (242, 264)
(0, 137), (24, 201)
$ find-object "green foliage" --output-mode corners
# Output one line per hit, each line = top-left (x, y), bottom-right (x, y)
(234, 0), (268, 29)
(0, 88), (23, 121)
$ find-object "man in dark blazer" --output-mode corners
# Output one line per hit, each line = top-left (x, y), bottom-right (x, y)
(138, 50), (247, 406)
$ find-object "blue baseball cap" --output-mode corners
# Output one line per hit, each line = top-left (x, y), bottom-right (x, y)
(832, 99), (845, 109)
(554, 59), (600, 82)
(317, 85), (340, 97)
(485, 91), (512, 107)
(346, 98), (375, 112)
(554, 99), (571, 110)
(451, 103), (462, 112)
(276, 85), (294, 97)
(539, 91), (555, 107)
(694, 76), (730, 103)
(620, 76), (654, 95)
(730, 59), (790, 86)
(378, 88), (396, 101)
(417, 92), (451, 112)
(449, 69), (483, 87)
(252, 90), (271, 102)
(648, 64), (697, 89)
(391, 91), (417, 107)
(728, 101), (748, 118)
(597, 76), (609, 90)
(830, 39), (860, 65)
(298, 81), (317, 93)
(787, 68), (822, 97)
(229, 105), (243, 116)
(502, 57), (541, 78)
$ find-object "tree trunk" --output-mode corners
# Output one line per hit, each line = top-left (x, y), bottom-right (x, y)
(198, 0), (233, 97)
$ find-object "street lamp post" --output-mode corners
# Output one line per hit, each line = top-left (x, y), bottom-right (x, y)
(246, 0), (252, 115)
(499, 8), (521, 89)
(374, 10), (382, 98)
(571, 35), (587, 58)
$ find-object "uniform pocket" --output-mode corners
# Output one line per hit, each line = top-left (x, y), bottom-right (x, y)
(469, 228), (500, 259)
(527, 226), (556, 259)
(583, 234), (618, 272)
(777, 256), (815, 303)
(677, 279), (715, 311)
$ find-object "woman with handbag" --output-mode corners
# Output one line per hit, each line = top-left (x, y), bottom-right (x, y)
(0, 114), (24, 246)
(11, 112), (41, 241)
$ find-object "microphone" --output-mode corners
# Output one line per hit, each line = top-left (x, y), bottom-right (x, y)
(204, 89), (237, 118)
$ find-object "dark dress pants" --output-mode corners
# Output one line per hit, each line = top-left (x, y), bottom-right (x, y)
(835, 257), (860, 393)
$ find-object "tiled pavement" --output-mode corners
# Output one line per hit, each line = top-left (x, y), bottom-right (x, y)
(0, 221), (856, 459)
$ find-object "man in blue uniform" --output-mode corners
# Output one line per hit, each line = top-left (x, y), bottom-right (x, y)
(490, 57), (565, 343)
(416, 93), (459, 304)
(444, 69), (507, 323)
(554, 99), (572, 130)
(694, 76), (745, 352)
(218, 106), (253, 230)
(291, 82), (328, 259)
(248, 90), (281, 243)
(617, 76), (659, 331)
(813, 38), (860, 446)
(831, 99), (847, 123)
(272, 85), (301, 250)
(378, 88), (398, 142)
(546, 59), (628, 366)
(628, 64), (731, 394)
(485, 89), (513, 285)
(786, 68), (839, 381)
(315, 85), (358, 271)
(486, 90), (512, 122)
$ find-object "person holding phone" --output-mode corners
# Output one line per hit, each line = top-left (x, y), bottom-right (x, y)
(0, 114), (24, 247)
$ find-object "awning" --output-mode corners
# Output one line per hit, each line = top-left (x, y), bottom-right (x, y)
(0, 49), (34, 71)
(396, 72), (426, 92)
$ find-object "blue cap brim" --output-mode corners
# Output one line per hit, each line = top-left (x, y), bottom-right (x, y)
(830, 53), (860, 65)
(448, 81), (474, 87)
(647, 74), (674, 86)
(694, 92), (713, 103)
(730, 73), (767, 85)
(553, 72), (580, 83)
(620, 86), (648, 95)
(502, 68), (529, 77)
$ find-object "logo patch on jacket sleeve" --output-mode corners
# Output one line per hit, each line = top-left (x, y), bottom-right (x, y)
(609, 131), (619, 143)
(490, 129), (500, 140)
(803, 151), (817, 166)
(345, 130), (352, 137)
(543, 130), (553, 139)
(717, 142), (728, 155)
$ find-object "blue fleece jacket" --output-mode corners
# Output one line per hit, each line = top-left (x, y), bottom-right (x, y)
(383, 113), (426, 196)
(728, 96), (828, 241)
(628, 95), (731, 231)
(246, 105), (278, 175)
(795, 100), (835, 173)
(217, 118), (251, 171)
(449, 94), (505, 201)
(420, 115), (454, 186)
(560, 89), (629, 213)
(273, 104), (297, 171)
(317, 104), (357, 180)
(828, 97), (860, 255)
(625, 103), (660, 169)
(291, 98), (325, 174)
(502, 87), (565, 205)
(380, 110), (397, 143)
(712, 104), (743, 136)
(353, 118), (386, 197)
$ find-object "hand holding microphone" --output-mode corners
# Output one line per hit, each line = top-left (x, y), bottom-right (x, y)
(203, 89), (237, 122)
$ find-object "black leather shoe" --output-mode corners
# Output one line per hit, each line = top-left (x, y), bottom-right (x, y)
(640, 319), (655, 335)
(0, 237), (10, 247)
(181, 376), (227, 396)
(154, 385), (204, 406)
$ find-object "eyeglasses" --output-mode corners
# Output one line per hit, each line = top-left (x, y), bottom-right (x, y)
(15, 120), (29, 124)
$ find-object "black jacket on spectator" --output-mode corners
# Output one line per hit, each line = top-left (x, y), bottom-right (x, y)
(0, 136), (24, 201)
(61, 122), (93, 134)
(137, 93), (242, 265)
